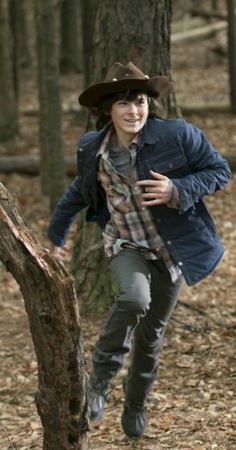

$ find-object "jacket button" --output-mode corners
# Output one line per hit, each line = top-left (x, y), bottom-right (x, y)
(178, 262), (183, 266)
(167, 240), (172, 245)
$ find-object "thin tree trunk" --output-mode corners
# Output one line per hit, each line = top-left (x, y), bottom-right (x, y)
(0, 0), (18, 141)
(0, 183), (89, 450)
(60, 0), (83, 73)
(227, 0), (236, 113)
(9, 0), (21, 101)
(81, 0), (97, 86)
(35, 0), (65, 208)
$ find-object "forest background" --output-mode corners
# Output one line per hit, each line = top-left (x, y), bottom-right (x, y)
(0, 0), (235, 449)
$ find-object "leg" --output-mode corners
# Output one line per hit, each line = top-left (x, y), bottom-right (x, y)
(92, 248), (152, 381)
(125, 257), (183, 404)
(121, 258), (183, 437)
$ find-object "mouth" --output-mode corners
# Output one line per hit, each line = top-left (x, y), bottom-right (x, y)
(125, 118), (139, 123)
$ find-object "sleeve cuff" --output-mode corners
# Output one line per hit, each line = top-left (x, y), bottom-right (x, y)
(167, 183), (180, 209)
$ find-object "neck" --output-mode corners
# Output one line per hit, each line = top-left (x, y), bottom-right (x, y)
(115, 131), (137, 149)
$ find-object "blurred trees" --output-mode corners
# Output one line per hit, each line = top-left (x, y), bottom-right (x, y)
(0, 0), (18, 141)
(60, 0), (83, 73)
(227, 0), (236, 113)
(35, 0), (65, 210)
(81, 0), (97, 86)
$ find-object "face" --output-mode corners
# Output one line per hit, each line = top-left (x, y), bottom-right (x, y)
(109, 94), (149, 144)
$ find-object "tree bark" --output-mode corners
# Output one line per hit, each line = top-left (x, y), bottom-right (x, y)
(91, 0), (171, 80)
(227, 0), (236, 114)
(0, 0), (18, 141)
(60, 0), (83, 73)
(81, 0), (97, 86)
(35, 0), (65, 208)
(0, 182), (89, 450)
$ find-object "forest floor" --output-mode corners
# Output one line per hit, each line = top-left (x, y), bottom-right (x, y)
(0, 20), (236, 450)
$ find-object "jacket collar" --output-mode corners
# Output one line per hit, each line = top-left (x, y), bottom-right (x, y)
(141, 117), (162, 145)
(81, 117), (161, 151)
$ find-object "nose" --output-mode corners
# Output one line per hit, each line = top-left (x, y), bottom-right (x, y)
(127, 102), (138, 113)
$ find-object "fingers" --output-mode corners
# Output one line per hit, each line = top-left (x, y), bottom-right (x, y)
(142, 192), (169, 199)
(136, 170), (173, 205)
(52, 245), (70, 260)
(141, 198), (166, 206)
(137, 180), (164, 187)
(149, 170), (167, 179)
(136, 171), (167, 186)
(141, 192), (172, 205)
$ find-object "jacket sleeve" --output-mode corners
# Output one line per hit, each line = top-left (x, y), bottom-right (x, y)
(48, 176), (88, 246)
(172, 121), (231, 214)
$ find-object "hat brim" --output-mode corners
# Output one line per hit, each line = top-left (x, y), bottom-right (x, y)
(78, 77), (172, 107)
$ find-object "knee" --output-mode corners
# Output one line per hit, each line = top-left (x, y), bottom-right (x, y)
(117, 286), (150, 317)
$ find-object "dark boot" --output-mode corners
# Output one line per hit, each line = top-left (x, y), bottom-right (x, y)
(121, 374), (147, 438)
(121, 400), (147, 439)
(88, 376), (109, 421)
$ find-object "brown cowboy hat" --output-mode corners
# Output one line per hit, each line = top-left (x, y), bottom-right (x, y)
(78, 61), (172, 107)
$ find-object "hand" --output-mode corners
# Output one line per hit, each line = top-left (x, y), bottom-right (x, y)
(136, 170), (173, 206)
(52, 245), (70, 261)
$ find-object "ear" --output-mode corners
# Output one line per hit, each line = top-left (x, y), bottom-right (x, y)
(105, 109), (111, 116)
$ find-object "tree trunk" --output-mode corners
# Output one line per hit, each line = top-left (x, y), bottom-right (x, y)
(0, 183), (89, 450)
(227, 0), (236, 113)
(0, 0), (18, 141)
(60, 0), (83, 73)
(81, 0), (97, 86)
(91, 0), (171, 80)
(9, 0), (21, 101)
(10, 0), (33, 70)
(35, 0), (65, 209)
(72, 0), (172, 313)
(71, 214), (117, 313)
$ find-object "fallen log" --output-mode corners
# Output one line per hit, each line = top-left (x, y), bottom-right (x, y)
(0, 183), (89, 450)
(20, 104), (85, 117)
(1, 147), (236, 174)
(180, 102), (230, 115)
(0, 154), (77, 175)
(191, 8), (227, 20)
(171, 21), (227, 44)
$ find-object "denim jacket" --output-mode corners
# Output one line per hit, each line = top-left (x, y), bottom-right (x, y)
(48, 118), (231, 285)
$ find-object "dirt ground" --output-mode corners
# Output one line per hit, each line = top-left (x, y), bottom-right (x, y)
(0, 20), (236, 450)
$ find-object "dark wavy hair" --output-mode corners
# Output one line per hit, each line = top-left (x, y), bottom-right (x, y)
(89, 90), (165, 130)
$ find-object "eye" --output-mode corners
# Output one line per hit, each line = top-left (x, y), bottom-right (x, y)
(136, 98), (145, 105)
(117, 100), (127, 105)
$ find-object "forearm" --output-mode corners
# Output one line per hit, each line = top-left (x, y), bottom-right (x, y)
(48, 177), (88, 246)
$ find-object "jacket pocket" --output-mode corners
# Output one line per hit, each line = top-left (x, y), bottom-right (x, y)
(150, 152), (190, 177)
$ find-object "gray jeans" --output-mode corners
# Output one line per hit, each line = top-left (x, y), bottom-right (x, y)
(92, 248), (183, 403)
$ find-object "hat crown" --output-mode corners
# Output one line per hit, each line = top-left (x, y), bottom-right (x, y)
(104, 62), (147, 83)
(78, 60), (172, 107)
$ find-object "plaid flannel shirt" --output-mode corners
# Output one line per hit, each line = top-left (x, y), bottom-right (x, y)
(97, 129), (182, 283)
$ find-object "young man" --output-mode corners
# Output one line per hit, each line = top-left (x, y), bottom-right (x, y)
(48, 62), (231, 439)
